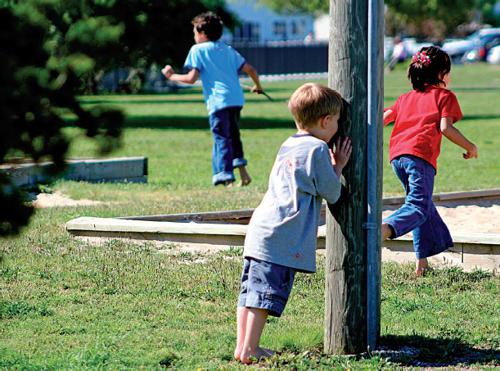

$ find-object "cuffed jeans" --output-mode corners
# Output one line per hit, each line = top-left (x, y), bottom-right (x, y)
(208, 106), (247, 185)
(383, 155), (453, 259)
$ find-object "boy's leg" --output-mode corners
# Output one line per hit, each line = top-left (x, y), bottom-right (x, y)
(234, 306), (249, 361)
(209, 109), (235, 186)
(240, 308), (269, 364)
(238, 167), (252, 186)
(236, 258), (295, 363)
(228, 107), (251, 186)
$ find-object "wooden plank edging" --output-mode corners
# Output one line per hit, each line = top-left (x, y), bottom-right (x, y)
(67, 217), (500, 247)
(1, 157), (147, 186)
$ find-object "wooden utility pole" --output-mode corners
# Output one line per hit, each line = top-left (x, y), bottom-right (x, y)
(324, 0), (383, 354)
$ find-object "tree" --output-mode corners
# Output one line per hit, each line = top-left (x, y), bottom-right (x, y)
(384, 0), (477, 37)
(0, 3), (124, 236)
(0, 0), (235, 236)
(260, 0), (498, 37)
(260, 0), (328, 14)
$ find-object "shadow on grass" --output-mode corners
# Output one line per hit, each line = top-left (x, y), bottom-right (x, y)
(453, 86), (500, 92)
(378, 334), (499, 367)
(80, 96), (288, 106)
(461, 114), (500, 121)
(81, 99), (205, 105)
(119, 115), (294, 130)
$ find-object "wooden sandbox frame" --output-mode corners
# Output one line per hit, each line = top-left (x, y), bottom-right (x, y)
(66, 189), (500, 274)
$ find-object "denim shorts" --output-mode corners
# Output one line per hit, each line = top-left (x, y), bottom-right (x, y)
(237, 257), (296, 317)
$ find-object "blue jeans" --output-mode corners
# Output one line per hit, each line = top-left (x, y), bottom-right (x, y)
(208, 106), (247, 185)
(383, 155), (453, 259)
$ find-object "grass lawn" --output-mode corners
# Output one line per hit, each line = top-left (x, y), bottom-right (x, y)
(1, 64), (499, 369)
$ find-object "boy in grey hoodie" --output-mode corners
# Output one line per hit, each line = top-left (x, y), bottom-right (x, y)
(234, 83), (352, 364)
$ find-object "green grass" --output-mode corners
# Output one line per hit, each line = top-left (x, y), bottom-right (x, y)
(1, 63), (499, 369)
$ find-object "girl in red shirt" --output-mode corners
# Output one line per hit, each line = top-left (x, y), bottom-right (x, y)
(382, 46), (478, 276)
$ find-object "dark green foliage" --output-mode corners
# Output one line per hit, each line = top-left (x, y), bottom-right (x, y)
(0, 4), (124, 236)
(0, 0), (236, 236)
(261, 0), (499, 35)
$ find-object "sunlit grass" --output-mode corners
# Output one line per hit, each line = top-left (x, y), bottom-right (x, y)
(1, 63), (499, 368)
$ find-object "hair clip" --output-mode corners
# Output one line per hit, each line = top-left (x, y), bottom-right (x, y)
(412, 51), (431, 66)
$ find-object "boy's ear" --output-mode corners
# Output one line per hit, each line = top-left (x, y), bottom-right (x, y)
(328, 98), (350, 149)
(320, 115), (330, 129)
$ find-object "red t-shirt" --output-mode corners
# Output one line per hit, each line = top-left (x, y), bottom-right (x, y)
(384, 86), (463, 170)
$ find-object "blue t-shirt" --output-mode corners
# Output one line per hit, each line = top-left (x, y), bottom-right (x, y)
(244, 134), (341, 273)
(184, 41), (246, 115)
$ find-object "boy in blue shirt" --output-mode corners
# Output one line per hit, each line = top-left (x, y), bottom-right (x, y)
(162, 12), (263, 186)
(234, 83), (352, 364)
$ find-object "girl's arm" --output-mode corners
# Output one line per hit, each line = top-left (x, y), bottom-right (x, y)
(383, 109), (394, 126)
(440, 117), (478, 159)
(161, 65), (199, 85)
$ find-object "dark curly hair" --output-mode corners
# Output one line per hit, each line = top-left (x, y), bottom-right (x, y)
(408, 46), (451, 91)
(192, 12), (223, 41)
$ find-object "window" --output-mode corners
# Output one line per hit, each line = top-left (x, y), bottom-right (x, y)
(273, 21), (286, 39)
(234, 22), (261, 43)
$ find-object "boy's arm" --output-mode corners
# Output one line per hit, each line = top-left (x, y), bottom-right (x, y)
(241, 63), (263, 92)
(162, 65), (199, 85)
(440, 117), (478, 159)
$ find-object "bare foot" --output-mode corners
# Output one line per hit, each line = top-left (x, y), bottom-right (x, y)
(238, 167), (252, 187)
(224, 180), (234, 188)
(234, 347), (241, 361)
(381, 223), (393, 240)
(239, 347), (272, 364)
(415, 258), (429, 277)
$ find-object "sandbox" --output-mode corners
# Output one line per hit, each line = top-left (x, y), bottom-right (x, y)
(66, 189), (500, 274)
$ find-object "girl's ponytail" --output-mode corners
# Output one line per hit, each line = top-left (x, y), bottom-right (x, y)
(408, 46), (451, 91)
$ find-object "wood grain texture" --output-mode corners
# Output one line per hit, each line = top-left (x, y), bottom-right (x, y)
(325, 0), (368, 354)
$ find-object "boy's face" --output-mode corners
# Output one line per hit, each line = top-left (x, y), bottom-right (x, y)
(193, 26), (208, 44)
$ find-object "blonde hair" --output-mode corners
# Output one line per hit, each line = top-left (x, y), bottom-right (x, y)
(288, 83), (343, 128)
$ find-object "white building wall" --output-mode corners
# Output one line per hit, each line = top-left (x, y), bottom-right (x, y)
(224, 0), (314, 44)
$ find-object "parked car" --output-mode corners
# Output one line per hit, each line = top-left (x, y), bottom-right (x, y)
(443, 27), (500, 63)
(463, 34), (500, 62)
(486, 45), (500, 64)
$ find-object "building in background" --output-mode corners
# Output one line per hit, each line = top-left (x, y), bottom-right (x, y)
(224, 0), (314, 44)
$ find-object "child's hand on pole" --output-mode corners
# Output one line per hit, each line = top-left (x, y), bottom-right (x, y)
(331, 137), (352, 175)
(161, 65), (174, 79)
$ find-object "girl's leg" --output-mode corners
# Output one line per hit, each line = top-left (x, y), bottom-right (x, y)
(413, 201), (453, 276)
(383, 157), (430, 237)
(234, 306), (249, 361)
(240, 308), (269, 364)
(383, 156), (442, 274)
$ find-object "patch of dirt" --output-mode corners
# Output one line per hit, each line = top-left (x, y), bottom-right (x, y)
(32, 191), (109, 208)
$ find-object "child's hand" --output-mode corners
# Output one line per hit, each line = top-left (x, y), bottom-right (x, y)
(463, 144), (478, 159)
(161, 65), (174, 79)
(331, 137), (352, 174)
(250, 85), (263, 94)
